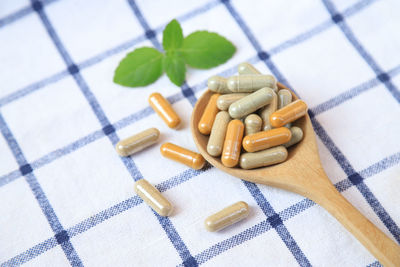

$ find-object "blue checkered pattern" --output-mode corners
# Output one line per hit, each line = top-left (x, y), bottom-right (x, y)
(0, 0), (399, 266)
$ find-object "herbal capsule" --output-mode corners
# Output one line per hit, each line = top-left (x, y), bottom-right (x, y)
(238, 62), (261, 75)
(284, 126), (303, 148)
(134, 179), (173, 217)
(149, 93), (181, 129)
(229, 88), (274, 119)
(270, 100), (308, 128)
(198, 94), (220, 135)
(227, 75), (277, 93)
(216, 93), (249, 111)
(208, 76), (231, 94)
(278, 89), (293, 128)
(240, 146), (288, 169)
(204, 201), (249, 232)
(244, 114), (262, 136)
(207, 111), (231, 157)
(221, 120), (244, 167)
(242, 127), (291, 152)
(115, 128), (160, 156)
(160, 142), (205, 170)
(259, 90), (277, 131)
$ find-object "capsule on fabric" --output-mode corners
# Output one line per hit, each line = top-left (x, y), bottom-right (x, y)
(115, 128), (160, 156)
(160, 143), (205, 170)
(242, 127), (291, 152)
(204, 201), (250, 232)
(198, 93), (220, 135)
(148, 92), (181, 129)
(134, 179), (173, 217)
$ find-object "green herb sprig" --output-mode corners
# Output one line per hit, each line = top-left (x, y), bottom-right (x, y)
(113, 19), (236, 87)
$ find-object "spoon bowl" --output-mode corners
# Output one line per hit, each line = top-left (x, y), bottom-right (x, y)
(191, 85), (400, 266)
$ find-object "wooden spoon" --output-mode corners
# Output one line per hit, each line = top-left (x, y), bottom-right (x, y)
(190, 86), (400, 267)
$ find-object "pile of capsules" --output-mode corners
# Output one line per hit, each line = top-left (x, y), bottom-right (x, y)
(200, 62), (308, 169)
(114, 62), (307, 232)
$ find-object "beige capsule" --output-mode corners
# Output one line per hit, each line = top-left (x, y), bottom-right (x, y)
(204, 201), (250, 232)
(259, 90), (277, 131)
(217, 93), (249, 111)
(208, 76), (231, 94)
(115, 128), (160, 157)
(240, 146), (288, 169)
(278, 89), (293, 128)
(238, 62), (261, 75)
(229, 88), (274, 119)
(207, 111), (231, 157)
(227, 75), (277, 93)
(284, 126), (303, 148)
(134, 179), (173, 217)
(244, 114), (262, 136)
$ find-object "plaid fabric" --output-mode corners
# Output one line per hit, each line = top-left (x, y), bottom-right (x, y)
(1, 0), (399, 266)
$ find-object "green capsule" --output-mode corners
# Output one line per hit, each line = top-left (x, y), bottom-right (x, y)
(227, 75), (277, 93)
(229, 88), (274, 119)
(284, 127), (303, 148)
(208, 75), (231, 94)
(244, 114), (262, 136)
(238, 62), (261, 75)
(278, 89), (293, 128)
(217, 93), (249, 111)
(259, 90), (277, 131)
(239, 146), (288, 169)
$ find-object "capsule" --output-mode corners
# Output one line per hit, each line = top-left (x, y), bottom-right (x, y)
(204, 201), (249, 232)
(115, 128), (160, 156)
(227, 75), (277, 93)
(229, 88), (274, 119)
(270, 100), (308, 128)
(217, 93), (249, 111)
(242, 127), (291, 152)
(240, 146), (288, 169)
(208, 76), (231, 94)
(198, 94), (220, 135)
(207, 111), (231, 157)
(284, 126), (303, 148)
(134, 179), (173, 217)
(278, 89), (292, 109)
(238, 62), (261, 75)
(160, 143), (205, 170)
(259, 90), (277, 131)
(221, 120), (244, 167)
(149, 93), (181, 129)
(244, 114), (262, 136)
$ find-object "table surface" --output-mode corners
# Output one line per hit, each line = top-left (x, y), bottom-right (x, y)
(0, 0), (399, 266)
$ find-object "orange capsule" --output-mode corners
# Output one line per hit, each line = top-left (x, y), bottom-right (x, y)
(160, 143), (205, 170)
(270, 100), (308, 128)
(198, 93), (220, 135)
(221, 120), (244, 167)
(149, 93), (181, 129)
(242, 127), (292, 152)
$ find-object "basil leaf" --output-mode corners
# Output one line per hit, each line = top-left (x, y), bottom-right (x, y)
(113, 47), (163, 87)
(163, 52), (186, 86)
(181, 31), (236, 69)
(162, 19), (184, 51)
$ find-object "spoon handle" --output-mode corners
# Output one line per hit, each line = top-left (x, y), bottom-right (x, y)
(313, 182), (400, 267)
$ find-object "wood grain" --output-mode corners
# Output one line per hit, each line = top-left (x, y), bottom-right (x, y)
(191, 88), (400, 267)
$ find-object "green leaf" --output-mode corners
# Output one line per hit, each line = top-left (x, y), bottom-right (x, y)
(163, 19), (184, 51)
(180, 31), (236, 69)
(163, 52), (186, 86)
(113, 47), (163, 87)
